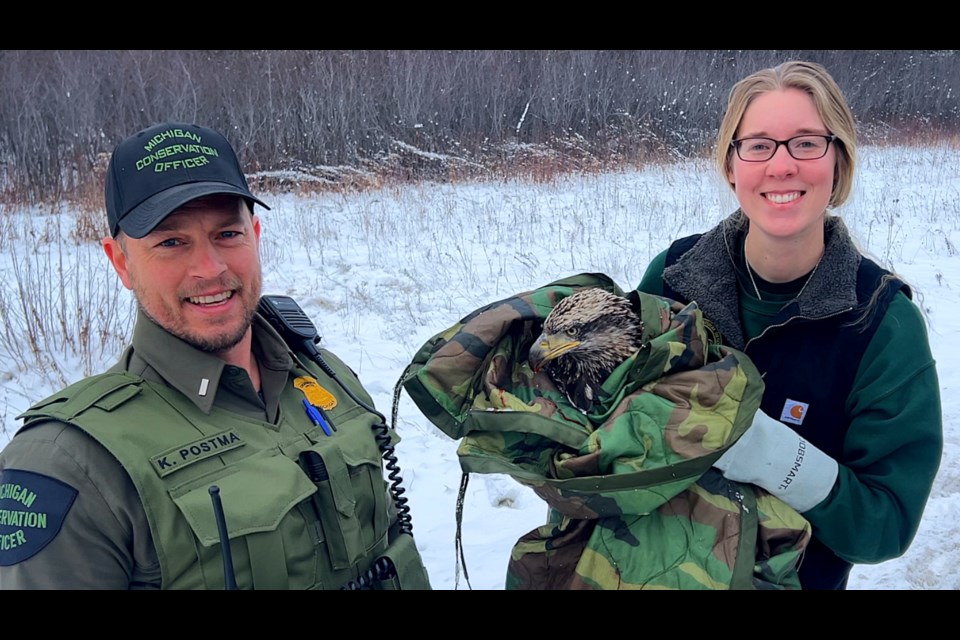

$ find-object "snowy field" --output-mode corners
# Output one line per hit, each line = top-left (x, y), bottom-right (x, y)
(2, 144), (958, 589)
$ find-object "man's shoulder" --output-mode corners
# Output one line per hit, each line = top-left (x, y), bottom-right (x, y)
(17, 371), (143, 424)
(7, 371), (149, 478)
(1, 412), (124, 492)
(3, 417), (106, 459)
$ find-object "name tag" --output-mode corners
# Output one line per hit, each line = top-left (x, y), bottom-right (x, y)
(150, 430), (246, 478)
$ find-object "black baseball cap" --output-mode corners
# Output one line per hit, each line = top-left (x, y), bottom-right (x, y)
(105, 122), (270, 238)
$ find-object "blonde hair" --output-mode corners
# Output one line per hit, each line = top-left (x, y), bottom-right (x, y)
(716, 60), (857, 208)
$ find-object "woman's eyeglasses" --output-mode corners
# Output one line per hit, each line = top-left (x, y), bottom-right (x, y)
(731, 134), (838, 162)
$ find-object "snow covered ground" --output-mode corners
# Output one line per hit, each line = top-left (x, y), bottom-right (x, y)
(2, 143), (957, 589)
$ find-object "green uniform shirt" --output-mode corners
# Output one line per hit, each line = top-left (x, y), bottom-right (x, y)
(1, 310), (331, 588)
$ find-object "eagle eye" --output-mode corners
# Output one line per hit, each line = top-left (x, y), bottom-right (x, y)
(565, 327), (579, 338)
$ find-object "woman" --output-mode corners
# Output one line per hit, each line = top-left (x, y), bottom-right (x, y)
(636, 60), (943, 590)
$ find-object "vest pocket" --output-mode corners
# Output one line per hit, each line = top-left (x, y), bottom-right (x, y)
(374, 532), (432, 590)
(299, 434), (389, 572)
(170, 453), (319, 589)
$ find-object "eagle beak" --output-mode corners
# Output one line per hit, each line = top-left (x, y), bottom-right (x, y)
(528, 333), (581, 372)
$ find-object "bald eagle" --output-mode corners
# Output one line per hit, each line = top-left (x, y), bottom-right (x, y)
(527, 288), (644, 412)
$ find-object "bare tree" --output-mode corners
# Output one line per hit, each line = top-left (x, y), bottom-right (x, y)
(0, 50), (956, 204)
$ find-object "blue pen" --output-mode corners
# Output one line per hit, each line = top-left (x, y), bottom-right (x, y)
(315, 404), (337, 432)
(303, 399), (333, 436)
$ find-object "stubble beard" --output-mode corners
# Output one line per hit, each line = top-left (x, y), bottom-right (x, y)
(136, 269), (263, 355)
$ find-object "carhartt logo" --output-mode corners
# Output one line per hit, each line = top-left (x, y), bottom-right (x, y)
(781, 399), (809, 425)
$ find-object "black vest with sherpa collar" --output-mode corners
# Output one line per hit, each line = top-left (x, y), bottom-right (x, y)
(660, 212), (908, 590)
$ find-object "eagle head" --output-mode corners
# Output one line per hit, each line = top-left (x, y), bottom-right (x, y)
(528, 288), (644, 411)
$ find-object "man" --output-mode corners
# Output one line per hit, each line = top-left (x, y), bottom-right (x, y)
(0, 122), (431, 589)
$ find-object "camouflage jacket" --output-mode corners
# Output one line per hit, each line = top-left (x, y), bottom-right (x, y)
(401, 273), (811, 589)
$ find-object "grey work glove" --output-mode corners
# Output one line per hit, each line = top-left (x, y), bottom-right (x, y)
(714, 409), (838, 513)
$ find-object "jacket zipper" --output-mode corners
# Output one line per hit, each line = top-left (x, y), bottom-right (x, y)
(744, 307), (854, 352)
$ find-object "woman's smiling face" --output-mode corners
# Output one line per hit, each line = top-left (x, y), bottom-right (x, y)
(728, 87), (837, 243)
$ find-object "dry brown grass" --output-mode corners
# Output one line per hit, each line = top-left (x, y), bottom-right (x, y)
(1, 130), (955, 242)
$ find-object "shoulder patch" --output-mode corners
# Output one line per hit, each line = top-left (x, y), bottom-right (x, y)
(0, 469), (78, 566)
